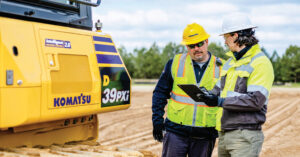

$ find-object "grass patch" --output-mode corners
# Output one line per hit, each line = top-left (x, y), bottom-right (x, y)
(273, 82), (300, 88)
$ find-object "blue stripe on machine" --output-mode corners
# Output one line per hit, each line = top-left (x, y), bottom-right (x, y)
(94, 44), (117, 52)
(93, 36), (113, 43)
(96, 54), (122, 64)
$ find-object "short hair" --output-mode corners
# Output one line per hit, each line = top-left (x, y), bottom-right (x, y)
(230, 28), (259, 47)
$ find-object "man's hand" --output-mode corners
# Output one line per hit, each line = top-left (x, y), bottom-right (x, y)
(153, 123), (165, 142)
(198, 87), (223, 107)
(200, 93), (219, 106)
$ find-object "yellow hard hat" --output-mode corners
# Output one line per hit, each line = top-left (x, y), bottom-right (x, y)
(181, 23), (210, 45)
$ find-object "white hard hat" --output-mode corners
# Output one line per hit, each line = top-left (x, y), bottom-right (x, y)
(220, 13), (257, 35)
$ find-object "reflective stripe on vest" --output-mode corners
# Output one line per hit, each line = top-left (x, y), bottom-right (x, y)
(214, 58), (221, 78)
(226, 89), (268, 105)
(235, 64), (254, 73)
(215, 80), (221, 89)
(248, 85), (269, 105)
(171, 92), (208, 107)
(223, 52), (265, 72)
(177, 53), (187, 77)
(222, 58), (232, 71)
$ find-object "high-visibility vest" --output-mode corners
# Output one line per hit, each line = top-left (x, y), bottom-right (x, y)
(167, 53), (223, 130)
(218, 44), (274, 130)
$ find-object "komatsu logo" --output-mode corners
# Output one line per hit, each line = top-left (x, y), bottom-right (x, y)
(54, 94), (91, 107)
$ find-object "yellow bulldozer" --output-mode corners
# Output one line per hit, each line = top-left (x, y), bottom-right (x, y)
(0, 0), (131, 147)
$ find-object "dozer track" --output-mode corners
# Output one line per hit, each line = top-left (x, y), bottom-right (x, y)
(0, 115), (98, 148)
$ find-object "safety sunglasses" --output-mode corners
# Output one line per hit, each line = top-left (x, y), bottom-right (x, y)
(187, 41), (205, 49)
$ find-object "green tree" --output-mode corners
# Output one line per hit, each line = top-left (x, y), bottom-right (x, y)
(281, 45), (300, 82)
(118, 46), (136, 77)
(161, 42), (186, 65)
(143, 43), (164, 78)
(270, 50), (282, 82)
(261, 47), (271, 58)
(208, 42), (229, 60)
(132, 47), (147, 78)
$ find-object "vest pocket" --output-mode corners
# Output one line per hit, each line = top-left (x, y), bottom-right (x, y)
(202, 108), (218, 127)
(168, 103), (186, 124)
(172, 104), (185, 114)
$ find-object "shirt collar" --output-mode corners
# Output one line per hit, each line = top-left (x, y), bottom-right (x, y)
(233, 45), (252, 61)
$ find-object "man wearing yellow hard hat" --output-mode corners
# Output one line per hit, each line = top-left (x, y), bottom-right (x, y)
(152, 23), (223, 157)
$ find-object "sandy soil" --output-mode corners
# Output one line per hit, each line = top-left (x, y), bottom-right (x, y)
(0, 86), (299, 156)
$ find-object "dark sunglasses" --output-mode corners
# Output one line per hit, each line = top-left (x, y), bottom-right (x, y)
(188, 41), (205, 49)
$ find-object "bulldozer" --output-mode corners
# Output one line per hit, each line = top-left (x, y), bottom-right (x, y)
(0, 0), (131, 147)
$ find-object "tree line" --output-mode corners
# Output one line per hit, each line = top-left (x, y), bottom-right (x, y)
(119, 42), (300, 83)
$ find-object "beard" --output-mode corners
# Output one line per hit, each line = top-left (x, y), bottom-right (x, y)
(193, 51), (205, 62)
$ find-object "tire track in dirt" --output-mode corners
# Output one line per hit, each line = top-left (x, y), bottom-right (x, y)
(101, 130), (152, 145)
(116, 134), (153, 148)
(264, 99), (298, 131)
(0, 142), (146, 157)
(260, 88), (300, 157)
(97, 90), (156, 153)
(98, 102), (150, 130)
(99, 113), (149, 135)
(98, 110), (152, 138)
(267, 98), (293, 114)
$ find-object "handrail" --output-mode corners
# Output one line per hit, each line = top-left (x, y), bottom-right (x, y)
(69, 0), (101, 7)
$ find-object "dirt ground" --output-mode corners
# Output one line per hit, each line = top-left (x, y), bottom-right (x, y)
(0, 86), (299, 156)
(98, 87), (300, 157)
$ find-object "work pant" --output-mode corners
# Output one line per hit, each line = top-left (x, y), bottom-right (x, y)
(162, 131), (216, 157)
(218, 129), (264, 157)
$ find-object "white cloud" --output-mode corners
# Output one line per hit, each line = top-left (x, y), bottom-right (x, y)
(145, 10), (169, 25)
(107, 29), (182, 52)
(187, 17), (223, 31)
(94, 10), (143, 28)
(186, 2), (239, 15)
(250, 4), (300, 26)
(94, 9), (186, 30)
(107, 29), (179, 41)
(256, 31), (283, 41)
(251, 4), (300, 16)
(253, 15), (290, 26)
(257, 31), (300, 41)
(256, 31), (300, 55)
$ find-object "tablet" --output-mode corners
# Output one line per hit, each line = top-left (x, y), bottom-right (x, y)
(177, 84), (209, 102)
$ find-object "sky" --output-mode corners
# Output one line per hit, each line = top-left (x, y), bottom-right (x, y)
(92, 0), (300, 56)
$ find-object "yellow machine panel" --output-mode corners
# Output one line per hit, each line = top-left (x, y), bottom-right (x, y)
(37, 24), (102, 122)
(0, 17), (42, 128)
(0, 16), (131, 147)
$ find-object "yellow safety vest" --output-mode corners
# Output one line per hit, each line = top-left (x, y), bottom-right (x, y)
(218, 44), (274, 130)
(167, 53), (223, 130)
